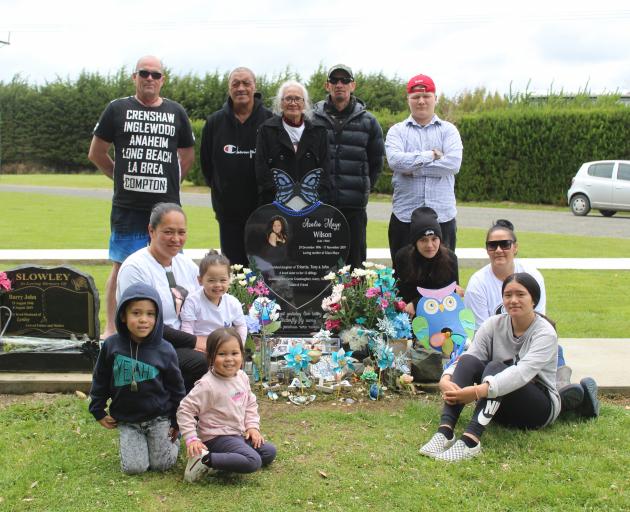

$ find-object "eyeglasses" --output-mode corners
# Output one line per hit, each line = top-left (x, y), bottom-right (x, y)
(282, 96), (304, 104)
(328, 77), (353, 85)
(137, 69), (163, 80)
(486, 240), (514, 251)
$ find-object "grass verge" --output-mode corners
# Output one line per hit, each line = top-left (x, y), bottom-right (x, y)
(2, 191), (630, 257)
(1, 263), (626, 338)
(0, 394), (627, 511)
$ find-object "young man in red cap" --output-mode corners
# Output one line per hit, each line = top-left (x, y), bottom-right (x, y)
(385, 74), (463, 266)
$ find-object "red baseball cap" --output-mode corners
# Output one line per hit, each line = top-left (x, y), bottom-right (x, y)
(407, 74), (436, 94)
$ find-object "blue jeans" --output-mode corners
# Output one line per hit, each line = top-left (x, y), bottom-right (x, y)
(118, 416), (179, 474)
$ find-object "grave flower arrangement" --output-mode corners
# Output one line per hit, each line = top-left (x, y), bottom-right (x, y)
(228, 264), (270, 316)
(228, 265), (281, 382)
(321, 263), (409, 336)
(321, 263), (414, 398)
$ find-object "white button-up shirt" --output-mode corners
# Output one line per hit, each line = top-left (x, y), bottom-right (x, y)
(385, 114), (463, 223)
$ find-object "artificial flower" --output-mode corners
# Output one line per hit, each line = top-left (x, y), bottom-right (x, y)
(284, 343), (311, 371)
(376, 344), (395, 370)
(0, 272), (11, 292)
(325, 318), (341, 331)
(331, 348), (355, 374)
(365, 287), (380, 298)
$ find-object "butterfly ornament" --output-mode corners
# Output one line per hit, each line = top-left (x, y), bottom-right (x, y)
(272, 168), (321, 211)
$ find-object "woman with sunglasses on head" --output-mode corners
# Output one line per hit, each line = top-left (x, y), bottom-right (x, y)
(464, 219), (546, 330)
(255, 80), (331, 206)
(419, 273), (566, 461)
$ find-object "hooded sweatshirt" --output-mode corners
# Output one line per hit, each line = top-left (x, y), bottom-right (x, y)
(200, 94), (273, 222)
(89, 283), (186, 427)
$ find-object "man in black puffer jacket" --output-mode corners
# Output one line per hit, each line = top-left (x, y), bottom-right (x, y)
(313, 64), (384, 268)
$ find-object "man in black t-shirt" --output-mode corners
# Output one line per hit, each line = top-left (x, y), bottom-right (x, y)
(88, 55), (195, 338)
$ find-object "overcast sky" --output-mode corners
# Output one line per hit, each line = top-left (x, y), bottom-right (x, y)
(2, 0), (630, 97)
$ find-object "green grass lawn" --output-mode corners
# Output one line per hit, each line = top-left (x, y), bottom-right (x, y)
(1, 189), (630, 337)
(1, 262), (625, 338)
(5, 173), (630, 216)
(2, 191), (630, 257)
(0, 394), (627, 511)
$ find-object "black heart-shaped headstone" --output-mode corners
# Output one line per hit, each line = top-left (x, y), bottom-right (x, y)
(245, 203), (349, 336)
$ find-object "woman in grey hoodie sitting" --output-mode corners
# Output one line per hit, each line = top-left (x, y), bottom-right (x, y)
(419, 272), (598, 462)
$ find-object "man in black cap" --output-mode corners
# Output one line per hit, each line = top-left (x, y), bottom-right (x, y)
(313, 64), (384, 269)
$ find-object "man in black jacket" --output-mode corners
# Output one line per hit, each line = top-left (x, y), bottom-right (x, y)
(200, 67), (273, 265)
(313, 64), (384, 268)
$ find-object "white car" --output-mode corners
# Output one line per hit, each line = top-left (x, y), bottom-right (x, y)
(567, 160), (630, 216)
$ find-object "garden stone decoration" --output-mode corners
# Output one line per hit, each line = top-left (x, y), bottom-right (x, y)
(245, 169), (349, 336)
(0, 265), (100, 371)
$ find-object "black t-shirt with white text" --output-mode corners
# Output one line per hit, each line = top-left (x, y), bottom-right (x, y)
(94, 96), (195, 211)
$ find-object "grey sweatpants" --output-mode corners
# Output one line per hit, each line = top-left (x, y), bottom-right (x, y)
(118, 416), (179, 474)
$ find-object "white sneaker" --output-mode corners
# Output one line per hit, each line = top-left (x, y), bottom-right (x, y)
(184, 449), (209, 483)
(419, 432), (456, 458)
(434, 439), (482, 462)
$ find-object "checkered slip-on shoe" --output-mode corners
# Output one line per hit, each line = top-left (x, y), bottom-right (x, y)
(419, 432), (456, 458)
(184, 449), (210, 483)
(580, 377), (600, 418)
(434, 439), (482, 462)
(560, 383), (584, 412)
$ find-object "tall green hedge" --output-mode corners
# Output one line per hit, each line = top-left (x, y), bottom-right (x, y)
(456, 108), (630, 203)
(2, 70), (629, 204)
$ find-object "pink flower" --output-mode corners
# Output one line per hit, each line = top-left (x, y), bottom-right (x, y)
(365, 287), (380, 298)
(395, 300), (407, 311)
(325, 319), (341, 331)
(378, 298), (389, 310)
(253, 282), (270, 296)
(0, 272), (11, 292)
(329, 303), (341, 312)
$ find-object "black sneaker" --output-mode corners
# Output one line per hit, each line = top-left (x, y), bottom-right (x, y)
(579, 377), (600, 418)
(559, 383), (584, 412)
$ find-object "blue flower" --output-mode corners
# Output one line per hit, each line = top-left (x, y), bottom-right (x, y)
(245, 315), (261, 334)
(391, 312), (412, 338)
(376, 344), (395, 370)
(331, 348), (355, 374)
(356, 316), (367, 325)
(284, 343), (311, 371)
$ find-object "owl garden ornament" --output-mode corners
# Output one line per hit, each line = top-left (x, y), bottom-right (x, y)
(411, 282), (475, 366)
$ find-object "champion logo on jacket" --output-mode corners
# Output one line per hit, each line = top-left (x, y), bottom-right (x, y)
(223, 144), (256, 158)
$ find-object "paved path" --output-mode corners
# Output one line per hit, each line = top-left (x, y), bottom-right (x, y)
(0, 338), (627, 394)
(2, 183), (629, 238)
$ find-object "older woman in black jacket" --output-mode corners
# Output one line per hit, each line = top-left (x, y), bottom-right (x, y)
(255, 80), (331, 206)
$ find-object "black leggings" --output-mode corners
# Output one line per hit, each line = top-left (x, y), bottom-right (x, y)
(163, 325), (208, 392)
(440, 354), (552, 439)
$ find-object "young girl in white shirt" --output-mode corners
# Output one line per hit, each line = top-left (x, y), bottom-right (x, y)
(180, 250), (247, 353)
(177, 327), (276, 482)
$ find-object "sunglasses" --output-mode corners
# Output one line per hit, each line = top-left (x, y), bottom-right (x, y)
(486, 240), (514, 251)
(328, 77), (353, 85)
(137, 69), (163, 80)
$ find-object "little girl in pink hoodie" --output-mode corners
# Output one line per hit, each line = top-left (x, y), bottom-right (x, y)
(177, 327), (276, 482)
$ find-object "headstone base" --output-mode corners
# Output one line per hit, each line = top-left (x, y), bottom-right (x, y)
(0, 338), (98, 372)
